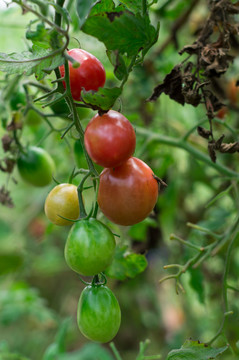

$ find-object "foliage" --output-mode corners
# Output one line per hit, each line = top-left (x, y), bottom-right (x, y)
(0, 0), (239, 359)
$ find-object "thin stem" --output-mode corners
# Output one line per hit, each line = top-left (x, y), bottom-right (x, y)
(110, 343), (123, 360)
(186, 222), (221, 239)
(142, 0), (147, 16)
(135, 126), (239, 178)
(170, 233), (205, 252)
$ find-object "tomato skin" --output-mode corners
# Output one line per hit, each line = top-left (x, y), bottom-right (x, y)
(64, 218), (115, 276)
(44, 184), (80, 226)
(77, 285), (121, 343)
(97, 157), (159, 226)
(10, 88), (26, 111)
(84, 110), (136, 168)
(59, 49), (106, 101)
(17, 146), (55, 187)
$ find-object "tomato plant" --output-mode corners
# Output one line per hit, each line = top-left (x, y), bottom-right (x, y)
(97, 157), (159, 226)
(84, 110), (136, 168)
(64, 218), (116, 276)
(44, 183), (80, 226)
(59, 49), (106, 101)
(77, 284), (121, 343)
(17, 146), (55, 187)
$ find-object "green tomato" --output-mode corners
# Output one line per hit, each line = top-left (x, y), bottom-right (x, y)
(50, 98), (70, 117)
(77, 284), (121, 343)
(10, 88), (26, 111)
(25, 109), (42, 127)
(64, 218), (115, 276)
(17, 146), (55, 187)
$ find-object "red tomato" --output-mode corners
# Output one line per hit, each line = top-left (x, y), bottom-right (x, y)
(216, 106), (228, 119)
(59, 49), (106, 101)
(97, 157), (159, 226)
(84, 110), (136, 168)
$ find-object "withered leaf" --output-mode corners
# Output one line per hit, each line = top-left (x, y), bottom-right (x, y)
(149, 65), (185, 105)
(197, 126), (212, 139)
(0, 186), (14, 208)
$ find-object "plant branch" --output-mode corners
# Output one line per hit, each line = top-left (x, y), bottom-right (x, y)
(135, 126), (239, 178)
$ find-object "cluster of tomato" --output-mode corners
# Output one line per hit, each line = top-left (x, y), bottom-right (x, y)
(17, 48), (160, 343)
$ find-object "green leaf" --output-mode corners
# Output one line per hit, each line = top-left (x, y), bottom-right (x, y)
(119, 0), (142, 13)
(90, 0), (116, 15)
(188, 267), (205, 304)
(0, 49), (64, 80)
(106, 246), (148, 280)
(128, 217), (157, 241)
(106, 50), (128, 80)
(82, 7), (159, 57)
(76, 0), (98, 27)
(166, 340), (228, 360)
(0, 253), (23, 275)
(81, 87), (122, 111)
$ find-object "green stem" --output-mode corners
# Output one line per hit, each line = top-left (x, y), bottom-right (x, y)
(55, 0), (65, 27)
(135, 126), (239, 178)
(170, 234), (204, 252)
(110, 343), (123, 360)
(63, 61), (98, 177)
(142, 0), (147, 16)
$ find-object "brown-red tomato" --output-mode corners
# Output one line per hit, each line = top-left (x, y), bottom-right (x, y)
(84, 110), (136, 168)
(59, 49), (106, 101)
(97, 157), (159, 226)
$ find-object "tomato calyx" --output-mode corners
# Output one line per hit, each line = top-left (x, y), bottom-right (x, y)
(92, 273), (107, 287)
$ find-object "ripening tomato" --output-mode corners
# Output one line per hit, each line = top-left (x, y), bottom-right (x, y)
(84, 110), (136, 168)
(44, 183), (80, 226)
(97, 157), (159, 226)
(216, 106), (228, 119)
(59, 49), (106, 101)
(17, 146), (55, 187)
(64, 218), (115, 276)
(227, 79), (239, 105)
(77, 284), (121, 343)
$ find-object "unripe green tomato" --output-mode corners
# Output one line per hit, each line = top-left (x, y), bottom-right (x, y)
(44, 184), (80, 226)
(17, 146), (55, 187)
(77, 285), (121, 343)
(64, 218), (115, 276)
(25, 109), (42, 127)
(10, 88), (26, 111)
(50, 98), (69, 117)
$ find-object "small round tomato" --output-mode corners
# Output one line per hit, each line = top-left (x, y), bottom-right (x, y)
(59, 49), (106, 101)
(64, 218), (115, 276)
(10, 88), (26, 111)
(77, 284), (121, 343)
(44, 184), (80, 226)
(17, 146), (55, 187)
(97, 157), (159, 226)
(84, 110), (136, 168)
(25, 109), (42, 127)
